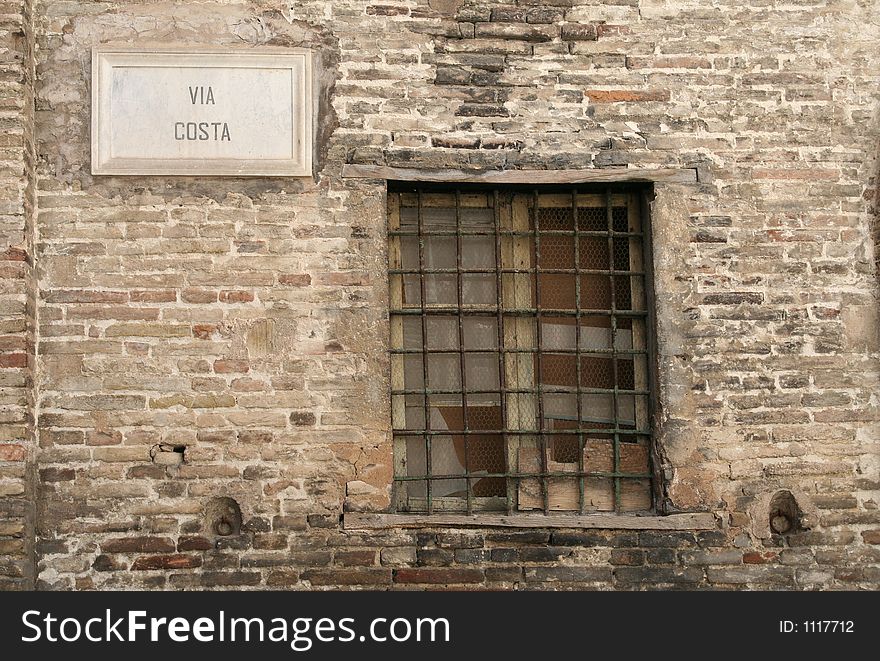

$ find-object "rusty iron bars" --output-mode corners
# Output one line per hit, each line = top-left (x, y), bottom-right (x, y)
(389, 186), (655, 515)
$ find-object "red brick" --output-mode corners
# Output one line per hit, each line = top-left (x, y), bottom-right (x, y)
(335, 550), (377, 566)
(0, 444), (26, 461)
(2, 246), (28, 262)
(0, 263), (27, 279)
(130, 290), (176, 303)
(213, 359), (249, 374)
(177, 536), (213, 551)
(743, 551), (779, 564)
(101, 537), (176, 553)
(0, 353), (27, 368)
(86, 430), (121, 446)
(219, 290), (254, 303)
(279, 273), (311, 286)
(192, 323), (219, 340)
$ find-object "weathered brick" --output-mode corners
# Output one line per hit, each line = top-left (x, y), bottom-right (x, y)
(679, 550), (742, 565)
(335, 550), (376, 566)
(380, 547), (416, 565)
(366, 4), (409, 16)
(199, 571), (261, 587)
(454, 548), (490, 563)
(487, 531), (551, 545)
(561, 24), (597, 41)
(490, 548), (518, 562)
(101, 537), (176, 554)
(265, 570), (300, 586)
(0, 354), (27, 368)
(455, 103), (509, 117)
(39, 467), (75, 482)
(525, 567), (613, 582)
(278, 273), (311, 286)
(639, 532), (696, 548)
(394, 568), (484, 584)
(626, 56), (711, 69)
(177, 536), (213, 551)
(475, 23), (557, 41)
(131, 554), (202, 570)
(485, 567), (523, 582)
(288, 551), (333, 566)
(290, 411), (317, 426)
(417, 548), (454, 566)
(615, 567), (704, 584)
(0, 444), (26, 462)
(702, 292), (764, 305)
(92, 555), (126, 572)
(707, 567), (795, 586)
(518, 546), (572, 562)
(213, 359), (249, 374)
(586, 89), (670, 103)
(304, 569), (391, 585)
(862, 530), (880, 545)
(610, 549), (644, 566)
(273, 515), (308, 531)
(307, 514), (339, 529)
(549, 531), (609, 547)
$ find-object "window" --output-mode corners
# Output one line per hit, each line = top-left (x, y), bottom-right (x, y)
(388, 186), (656, 514)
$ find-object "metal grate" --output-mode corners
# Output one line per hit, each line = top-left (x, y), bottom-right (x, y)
(388, 187), (656, 514)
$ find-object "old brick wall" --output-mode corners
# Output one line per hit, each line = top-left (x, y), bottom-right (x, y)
(0, 0), (36, 591)
(5, 0), (877, 589)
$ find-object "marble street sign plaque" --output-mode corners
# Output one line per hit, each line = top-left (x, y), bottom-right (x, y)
(91, 48), (314, 176)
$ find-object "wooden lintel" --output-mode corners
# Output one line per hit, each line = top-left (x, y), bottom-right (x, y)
(341, 164), (698, 184)
(343, 512), (718, 531)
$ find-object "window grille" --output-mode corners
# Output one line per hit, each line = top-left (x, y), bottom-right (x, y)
(388, 186), (656, 514)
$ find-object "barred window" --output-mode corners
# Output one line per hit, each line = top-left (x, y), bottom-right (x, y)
(388, 186), (656, 514)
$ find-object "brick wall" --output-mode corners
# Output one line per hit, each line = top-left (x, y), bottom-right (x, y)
(4, 0), (877, 589)
(0, 0), (36, 591)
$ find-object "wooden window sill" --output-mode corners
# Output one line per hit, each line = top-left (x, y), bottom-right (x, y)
(343, 512), (717, 531)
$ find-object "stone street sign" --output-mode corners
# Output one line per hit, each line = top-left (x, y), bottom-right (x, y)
(91, 48), (314, 176)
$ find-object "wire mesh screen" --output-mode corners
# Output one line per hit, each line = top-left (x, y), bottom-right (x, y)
(389, 188), (655, 515)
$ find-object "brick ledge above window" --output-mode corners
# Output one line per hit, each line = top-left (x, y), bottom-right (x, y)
(343, 512), (718, 531)
(341, 164), (698, 184)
